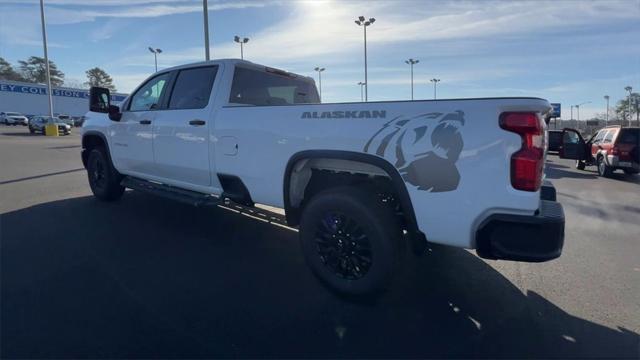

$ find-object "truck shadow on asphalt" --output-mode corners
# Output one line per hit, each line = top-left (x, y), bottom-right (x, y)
(1, 192), (638, 358)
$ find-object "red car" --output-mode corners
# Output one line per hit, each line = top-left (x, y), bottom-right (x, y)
(560, 126), (639, 177)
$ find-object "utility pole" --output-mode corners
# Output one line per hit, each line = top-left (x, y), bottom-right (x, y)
(604, 95), (609, 125)
(234, 36), (249, 60)
(203, 0), (210, 60)
(430, 78), (440, 100)
(313, 67), (325, 102)
(355, 16), (375, 102)
(405, 59), (418, 100)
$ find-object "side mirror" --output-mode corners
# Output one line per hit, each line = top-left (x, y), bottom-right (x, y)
(89, 87), (110, 113)
(108, 105), (122, 122)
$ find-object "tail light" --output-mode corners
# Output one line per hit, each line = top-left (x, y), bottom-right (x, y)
(611, 147), (619, 156)
(499, 112), (545, 192)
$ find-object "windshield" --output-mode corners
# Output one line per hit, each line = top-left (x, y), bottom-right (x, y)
(7, 112), (21, 116)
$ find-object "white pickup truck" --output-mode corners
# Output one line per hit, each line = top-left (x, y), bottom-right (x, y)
(82, 59), (564, 295)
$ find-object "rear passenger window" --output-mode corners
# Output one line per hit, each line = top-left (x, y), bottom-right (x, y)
(593, 130), (606, 143)
(603, 130), (615, 143)
(168, 66), (218, 109)
(229, 66), (320, 106)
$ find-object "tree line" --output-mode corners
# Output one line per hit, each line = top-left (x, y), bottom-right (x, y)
(0, 56), (117, 91)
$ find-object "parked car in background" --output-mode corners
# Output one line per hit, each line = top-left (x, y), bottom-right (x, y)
(1, 111), (29, 126)
(29, 115), (72, 135)
(560, 125), (640, 176)
(72, 115), (86, 127)
(547, 130), (563, 153)
(55, 114), (74, 127)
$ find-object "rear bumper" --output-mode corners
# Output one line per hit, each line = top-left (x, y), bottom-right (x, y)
(476, 183), (564, 262)
(607, 155), (639, 170)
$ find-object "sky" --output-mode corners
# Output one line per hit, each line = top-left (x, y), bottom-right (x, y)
(1, 0), (639, 120)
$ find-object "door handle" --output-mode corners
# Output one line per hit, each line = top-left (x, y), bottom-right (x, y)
(189, 119), (206, 126)
(139, 119), (151, 125)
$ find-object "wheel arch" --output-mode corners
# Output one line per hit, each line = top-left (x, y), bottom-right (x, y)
(283, 150), (424, 243)
(81, 131), (113, 169)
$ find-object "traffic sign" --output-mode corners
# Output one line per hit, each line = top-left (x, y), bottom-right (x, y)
(550, 103), (561, 118)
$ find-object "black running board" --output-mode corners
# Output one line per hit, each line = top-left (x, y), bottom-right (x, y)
(120, 176), (294, 229)
(121, 176), (221, 207)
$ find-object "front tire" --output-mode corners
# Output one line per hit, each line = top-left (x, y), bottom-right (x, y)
(299, 186), (403, 296)
(575, 160), (586, 170)
(87, 147), (125, 201)
(597, 156), (613, 177)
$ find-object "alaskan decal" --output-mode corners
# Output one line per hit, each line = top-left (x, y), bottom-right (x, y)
(364, 111), (465, 192)
(301, 110), (386, 119)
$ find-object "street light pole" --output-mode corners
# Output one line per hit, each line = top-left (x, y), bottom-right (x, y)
(604, 95), (609, 125)
(625, 86), (633, 127)
(357, 82), (365, 102)
(570, 105), (574, 121)
(404, 59), (418, 100)
(314, 67), (325, 102)
(148, 47), (162, 72)
(39, 0), (53, 119)
(355, 16), (375, 102)
(430, 78), (440, 100)
(203, 0), (210, 60)
(574, 101), (591, 122)
(234, 36), (249, 60)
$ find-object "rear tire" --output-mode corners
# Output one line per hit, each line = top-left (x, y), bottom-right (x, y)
(87, 147), (125, 201)
(575, 160), (585, 170)
(299, 186), (404, 296)
(29, 127), (35, 134)
(597, 156), (613, 177)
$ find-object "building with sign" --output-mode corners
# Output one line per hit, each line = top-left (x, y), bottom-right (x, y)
(0, 80), (127, 117)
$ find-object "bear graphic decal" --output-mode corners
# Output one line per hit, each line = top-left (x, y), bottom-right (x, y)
(363, 111), (465, 192)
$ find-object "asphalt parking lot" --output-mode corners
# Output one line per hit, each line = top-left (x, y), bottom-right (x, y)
(1, 125), (639, 358)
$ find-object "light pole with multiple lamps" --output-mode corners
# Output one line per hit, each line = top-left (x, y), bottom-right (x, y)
(604, 95), (610, 125)
(314, 67), (325, 102)
(430, 78), (440, 100)
(625, 86), (633, 127)
(355, 15), (375, 102)
(357, 82), (366, 102)
(148, 47), (162, 72)
(39, 0), (54, 120)
(234, 36), (249, 60)
(574, 101), (591, 122)
(405, 58), (418, 100)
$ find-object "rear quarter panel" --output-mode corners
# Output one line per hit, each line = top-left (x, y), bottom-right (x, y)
(214, 98), (550, 248)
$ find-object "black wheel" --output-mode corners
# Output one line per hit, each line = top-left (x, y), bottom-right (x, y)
(623, 169), (639, 175)
(87, 147), (125, 201)
(597, 156), (613, 177)
(575, 160), (585, 170)
(29, 127), (35, 134)
(299, 186), (403, 296)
